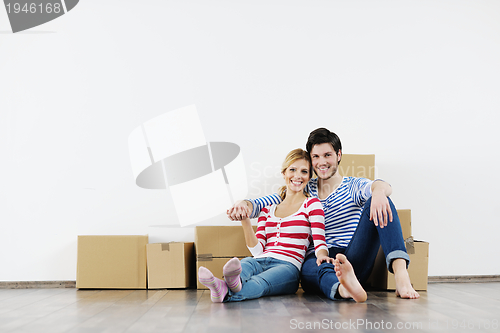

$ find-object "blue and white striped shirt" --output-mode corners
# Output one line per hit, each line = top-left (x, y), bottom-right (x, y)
(249, 177), (373, 248)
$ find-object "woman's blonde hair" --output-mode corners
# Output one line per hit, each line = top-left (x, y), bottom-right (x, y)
(278, 148), (312, 200)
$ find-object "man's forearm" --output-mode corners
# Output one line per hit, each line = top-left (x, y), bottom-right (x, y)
(244, 200), (254, 213)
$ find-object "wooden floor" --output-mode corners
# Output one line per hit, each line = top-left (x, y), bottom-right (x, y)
(1, 283), (499, 333)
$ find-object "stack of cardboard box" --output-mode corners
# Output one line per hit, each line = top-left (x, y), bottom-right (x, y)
(340, 154), (429, 291)
(76, 230), (253, 290)
(367, 209), (429, 291)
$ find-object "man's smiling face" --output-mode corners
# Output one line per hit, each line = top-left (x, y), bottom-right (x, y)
(310, 143), (341, 180)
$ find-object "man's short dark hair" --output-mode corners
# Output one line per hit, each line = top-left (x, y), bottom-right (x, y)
(306, 128), (342, 156)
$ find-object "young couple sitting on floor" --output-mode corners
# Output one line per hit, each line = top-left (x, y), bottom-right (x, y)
(198, 128), (419, 303)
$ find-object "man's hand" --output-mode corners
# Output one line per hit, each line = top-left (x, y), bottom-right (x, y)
(227, 200), (251, 221)
(370, 191), (393, 228)
(370, 180), (393, 228)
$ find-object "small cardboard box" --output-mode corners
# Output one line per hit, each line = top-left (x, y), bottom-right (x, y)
(369, 240), (429, 291)
(147, 242), (195, 289)
(77, 235), (148, 289)
(195, 226), (255, 258)
(340, 154), (375, 180)
(196, 257), (245, 290)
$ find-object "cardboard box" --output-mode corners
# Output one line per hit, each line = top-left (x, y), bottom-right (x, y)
(195, 226), (257, 289)
(196, 257), (245, 290)
(369, 241), (429, 291)
(77, 235), (148, 289)
(147, 242), (195, 289)
(339, 154), (375, 180)
(195, 226), (255, 258)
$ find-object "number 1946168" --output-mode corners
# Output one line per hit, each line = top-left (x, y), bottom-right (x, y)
(6, 2), (62, 14)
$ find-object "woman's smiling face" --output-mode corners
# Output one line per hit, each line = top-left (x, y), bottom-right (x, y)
(283, 158), (311, 193)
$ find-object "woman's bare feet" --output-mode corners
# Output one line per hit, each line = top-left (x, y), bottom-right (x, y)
(392, 258), (420, 299)
(334, 254), (367, 303)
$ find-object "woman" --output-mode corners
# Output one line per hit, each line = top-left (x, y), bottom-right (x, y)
(198, 148), (333, 302)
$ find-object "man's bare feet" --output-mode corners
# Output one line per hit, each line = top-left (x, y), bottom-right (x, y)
(334, 254), (367, 303)
(392, 258), (420, 299)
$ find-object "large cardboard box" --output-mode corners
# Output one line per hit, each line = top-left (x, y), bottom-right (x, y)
(195, 226), (255, 258)
(147, 242), (195, 289)
(195, 226), (257, 289)
(77, 235), (148, 289)
(369, 241), (429, 291)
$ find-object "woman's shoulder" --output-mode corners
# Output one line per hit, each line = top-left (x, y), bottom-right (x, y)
(303, 196), (321, 208)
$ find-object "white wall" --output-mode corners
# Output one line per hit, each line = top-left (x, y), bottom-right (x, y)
(1, 0), (499, 281)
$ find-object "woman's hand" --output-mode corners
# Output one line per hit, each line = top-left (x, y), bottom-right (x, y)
(227, 200), (251, 221)
(316, 254), (334, 266)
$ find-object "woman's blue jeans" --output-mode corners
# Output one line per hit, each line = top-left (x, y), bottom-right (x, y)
(225, 257), (300, 302)
(300, 197), (410, 300)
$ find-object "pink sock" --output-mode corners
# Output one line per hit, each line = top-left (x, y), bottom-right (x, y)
(223, 257), (242, 293)
(198, 266), (228, 303)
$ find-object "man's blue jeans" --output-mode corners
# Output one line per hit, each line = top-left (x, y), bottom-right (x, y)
(225, 257), (300, 302)
(300, 197), (409, 300)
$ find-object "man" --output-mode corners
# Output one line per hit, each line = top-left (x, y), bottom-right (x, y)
(228, 128), (419, 301)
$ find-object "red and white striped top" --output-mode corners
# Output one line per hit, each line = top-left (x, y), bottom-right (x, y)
(248, 197), (327, 270)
